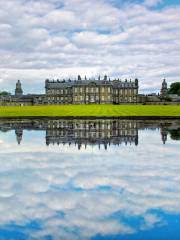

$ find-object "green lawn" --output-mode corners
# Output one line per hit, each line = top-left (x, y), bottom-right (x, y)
(0, 105), (180, 117)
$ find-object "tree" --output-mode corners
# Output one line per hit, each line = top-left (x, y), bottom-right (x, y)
(163, 96), (172, 102)
(169, 128), (180, 140)
(168, 82), (180, 96)
(0, 91), (11, 96)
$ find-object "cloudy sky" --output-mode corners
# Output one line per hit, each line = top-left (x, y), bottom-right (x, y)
(0, 126), (180, 239)
(0, 0), (180, 94)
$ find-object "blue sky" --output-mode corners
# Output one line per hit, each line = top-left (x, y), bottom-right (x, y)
(0, 0), (180, 93)
(0, 127), (180, 239)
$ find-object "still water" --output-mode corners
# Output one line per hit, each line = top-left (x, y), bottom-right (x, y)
(0, 118), (180, 240)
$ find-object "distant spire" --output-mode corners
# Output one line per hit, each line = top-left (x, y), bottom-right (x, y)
(15, 80), (23, 96)
(104, 75), (107, 81)
(161, 79), (168, 96)
(15, 129), (23, 145)
(135, 78), (139, 87)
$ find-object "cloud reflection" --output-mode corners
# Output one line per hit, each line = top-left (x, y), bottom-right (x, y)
(0, 121), (180, 239)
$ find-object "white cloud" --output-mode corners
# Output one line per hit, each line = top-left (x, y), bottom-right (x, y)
(144, 0), (163, 7)
(0, 128), (180, 239)
(0, 0), (180, 93)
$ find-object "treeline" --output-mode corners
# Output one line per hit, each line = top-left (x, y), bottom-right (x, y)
(168, 82), (180, 96)
(0, 91), (11, 96)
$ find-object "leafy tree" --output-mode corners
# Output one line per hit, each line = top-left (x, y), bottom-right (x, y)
(0, 91), (11, 96)
(168, 82), (180, 96)
(169, 128), (180, 140)
(163, 96), (172, 102)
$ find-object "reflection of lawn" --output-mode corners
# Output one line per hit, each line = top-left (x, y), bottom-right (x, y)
(0, 105), (180, 117)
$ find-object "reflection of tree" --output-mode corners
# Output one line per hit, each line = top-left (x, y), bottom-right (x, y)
(169, 128), (180, 140)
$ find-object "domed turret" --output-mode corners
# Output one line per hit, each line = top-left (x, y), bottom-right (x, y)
(15, 80), (23, 96)
(15, 128), (23, 145)
(135, 78), (139, 87)
(161, 79), (168, 96)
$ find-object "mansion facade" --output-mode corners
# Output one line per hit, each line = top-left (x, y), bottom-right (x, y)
(1, 75), (177, 106)
(0, 76), (139, 106)
(45, 76), (138, 105)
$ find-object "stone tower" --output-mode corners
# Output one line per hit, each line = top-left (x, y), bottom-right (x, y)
(160, 126), (167, 144)
(15, 128), (23, 145)
(161, 79), (168, 96)
(15, 80), (23, 96)
(135, 78), (139, 88)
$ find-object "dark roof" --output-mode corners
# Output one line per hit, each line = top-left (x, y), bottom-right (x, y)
(0, 94), (45, 102)
(45, 79), (138, 89)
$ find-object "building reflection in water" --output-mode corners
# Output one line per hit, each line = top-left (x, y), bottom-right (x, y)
(46, 120), (139, 149)
(0, 118), (179, 148)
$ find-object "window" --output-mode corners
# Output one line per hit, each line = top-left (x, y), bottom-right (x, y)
(108, 87), (111, 93)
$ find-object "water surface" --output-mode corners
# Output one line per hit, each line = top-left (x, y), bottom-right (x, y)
(0, 118), (180, 240)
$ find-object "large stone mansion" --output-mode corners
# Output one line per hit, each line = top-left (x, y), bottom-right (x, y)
(0, 75), (178, 106)
(0, 75), (139, 106)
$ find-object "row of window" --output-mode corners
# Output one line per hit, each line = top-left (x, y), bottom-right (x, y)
(47, 89), (70, 95)
(47, 87), (138, 95)
(74, 95), (112, 101)
(74, 87), (111, 93)
(47, 121), (137, 128)
(48, 97), (72, 101)
(46, 96), (137, 102)
(47, 130), (136, 137)
(114, 89), (137, 95)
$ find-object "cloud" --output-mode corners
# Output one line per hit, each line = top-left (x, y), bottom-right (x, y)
(0, 128), (180, 238)
(0, 0), (180, 93)
(144, 0), (163, 7)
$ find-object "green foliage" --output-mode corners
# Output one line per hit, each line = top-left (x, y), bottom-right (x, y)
(0, 105), (180, 117)
(0, 91), (11, 96)
(168, 82), (180, 96)
(163, 96), (172, 102)
(169, 128), (180, 140)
